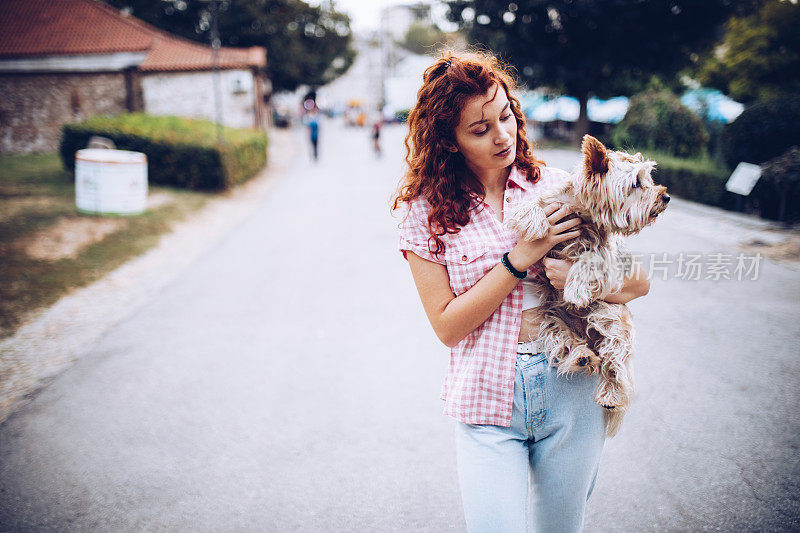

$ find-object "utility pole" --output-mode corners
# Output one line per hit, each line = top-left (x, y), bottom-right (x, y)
(209, 0), (224, 145)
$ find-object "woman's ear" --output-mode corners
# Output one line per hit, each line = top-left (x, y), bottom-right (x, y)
(443, 142), (458, 153)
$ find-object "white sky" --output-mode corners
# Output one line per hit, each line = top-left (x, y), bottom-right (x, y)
(327, 0), (396, 31)
(310, 0), (454, 34)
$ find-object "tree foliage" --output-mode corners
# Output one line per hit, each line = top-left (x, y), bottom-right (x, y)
(611, 90), (709, 158)
(104, 0), (356, 93)
(399, 22), (447, 56)
(445, 0), (746, 138)
(697, 0), (800, 104)
(721, 95), (800, 168)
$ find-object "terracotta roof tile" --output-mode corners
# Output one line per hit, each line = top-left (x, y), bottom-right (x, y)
(140, 36), (266, 72)
(0, 0), (266, 71)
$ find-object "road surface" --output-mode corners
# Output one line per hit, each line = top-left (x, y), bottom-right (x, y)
(1, 120), (798, 531)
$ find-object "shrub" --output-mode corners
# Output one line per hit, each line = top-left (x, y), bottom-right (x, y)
(755, 146), (800, 223)
(60, 113), (268, 190)
(611, 90), (709, 158)
(721, 95), (800, 169)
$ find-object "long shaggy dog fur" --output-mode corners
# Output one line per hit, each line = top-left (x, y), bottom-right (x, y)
(506, 135), (669, 437)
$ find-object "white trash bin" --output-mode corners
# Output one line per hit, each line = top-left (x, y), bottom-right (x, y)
(75, 149), (148, 216)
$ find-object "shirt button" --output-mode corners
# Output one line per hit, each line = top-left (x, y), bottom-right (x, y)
(462, 255), (468, 261)
(506, 197), (511, 203)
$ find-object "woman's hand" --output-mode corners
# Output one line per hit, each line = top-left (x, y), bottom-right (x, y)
(507, 202), (582, 271)
(541, 257), (574, 290)
(540, 256), (651, 303)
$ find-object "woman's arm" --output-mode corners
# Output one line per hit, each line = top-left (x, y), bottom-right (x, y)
(406, 203), (581, 348)
(601, 256), (650, 304)
(407, 252), (521, 347)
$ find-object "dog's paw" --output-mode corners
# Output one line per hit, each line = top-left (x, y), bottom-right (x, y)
(595, 381), (628, 410)
(563, 279), (594, 308)
(506, 201), (549, 240)
(557, 345), (600, 376)
(575, 346), (602, 373)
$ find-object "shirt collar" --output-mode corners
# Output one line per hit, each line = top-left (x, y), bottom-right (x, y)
(505, 164), (534, 192)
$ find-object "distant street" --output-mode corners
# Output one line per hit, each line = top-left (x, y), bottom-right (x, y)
(1, 119), (798, 531)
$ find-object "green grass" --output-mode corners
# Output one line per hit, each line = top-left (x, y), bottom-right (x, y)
(0, 153), (213, 340)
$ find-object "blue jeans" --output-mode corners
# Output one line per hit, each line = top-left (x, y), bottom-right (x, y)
(454, 351), (606, 533)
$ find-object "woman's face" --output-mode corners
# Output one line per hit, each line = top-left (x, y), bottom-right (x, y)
(453, 82), (517, 177)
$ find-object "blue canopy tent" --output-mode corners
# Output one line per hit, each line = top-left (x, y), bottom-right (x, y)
(524, 96), (629, 124)
(680, 88), (744, 123)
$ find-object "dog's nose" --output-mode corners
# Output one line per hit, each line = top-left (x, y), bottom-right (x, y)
(662, 193), (670, 204)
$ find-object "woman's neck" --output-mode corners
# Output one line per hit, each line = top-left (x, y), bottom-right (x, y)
(474, 164), (512, 198)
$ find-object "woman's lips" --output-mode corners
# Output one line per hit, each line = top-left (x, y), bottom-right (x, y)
(494, 145), (513, 157)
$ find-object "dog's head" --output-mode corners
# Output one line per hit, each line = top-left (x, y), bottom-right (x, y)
(573, 135), (670, 235)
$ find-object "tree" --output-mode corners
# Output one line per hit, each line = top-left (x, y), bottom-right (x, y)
(104, 0), (356, 93)
(445, 0), (750, 140)
(697, 0), (800, 104)
(399, 22), (447, 55)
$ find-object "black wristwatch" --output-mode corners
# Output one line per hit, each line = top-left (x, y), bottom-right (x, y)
(501, 252), (527, 279)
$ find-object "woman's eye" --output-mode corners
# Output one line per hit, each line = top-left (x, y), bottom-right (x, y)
(474, 115), (511, 135)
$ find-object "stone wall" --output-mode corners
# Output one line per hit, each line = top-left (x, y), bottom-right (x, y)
(0, 72), (130, 154)
(141, 70), (258, 130)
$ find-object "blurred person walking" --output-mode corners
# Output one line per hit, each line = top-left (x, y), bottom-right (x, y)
(371, 110), (383, 157)
(303, 107), (320, 162)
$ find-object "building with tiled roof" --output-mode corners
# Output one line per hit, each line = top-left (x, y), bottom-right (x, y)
(0, 0), (269, 154)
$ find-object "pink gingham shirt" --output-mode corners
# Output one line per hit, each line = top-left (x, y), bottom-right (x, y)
(398, 164), (570, 426)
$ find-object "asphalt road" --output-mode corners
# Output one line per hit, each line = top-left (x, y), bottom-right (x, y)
(1, 120), (798, 532)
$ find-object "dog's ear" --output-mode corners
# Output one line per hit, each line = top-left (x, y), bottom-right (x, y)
(582, 135), (609, 176)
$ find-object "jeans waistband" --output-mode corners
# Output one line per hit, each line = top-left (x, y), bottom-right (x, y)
(516, 351), (547, 365)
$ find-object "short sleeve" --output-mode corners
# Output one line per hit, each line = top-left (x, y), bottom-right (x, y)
(540, 166), (571, 190)
(397, 198), (447, 265)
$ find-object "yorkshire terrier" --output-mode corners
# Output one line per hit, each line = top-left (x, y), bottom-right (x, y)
(505, 135), (669, 437)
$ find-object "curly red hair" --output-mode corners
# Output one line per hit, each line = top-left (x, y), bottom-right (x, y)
(392, 49), (545, 258)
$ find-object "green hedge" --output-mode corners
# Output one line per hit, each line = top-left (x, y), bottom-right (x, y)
(60, 113), (267, 190)
(645, 150), (800, 221)
(647, 151), (731, 208)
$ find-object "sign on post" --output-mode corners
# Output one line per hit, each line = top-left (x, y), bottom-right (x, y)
(725, 162), (762, 196)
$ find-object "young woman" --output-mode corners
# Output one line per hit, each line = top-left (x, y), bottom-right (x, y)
(392, 51), (650, 532)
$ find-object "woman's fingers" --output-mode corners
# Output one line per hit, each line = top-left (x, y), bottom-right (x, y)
(555, 229), (582, 243)
(547, 204), (573, 224)
(552, 216), (582, 234)
(543, 202), (562, 217)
